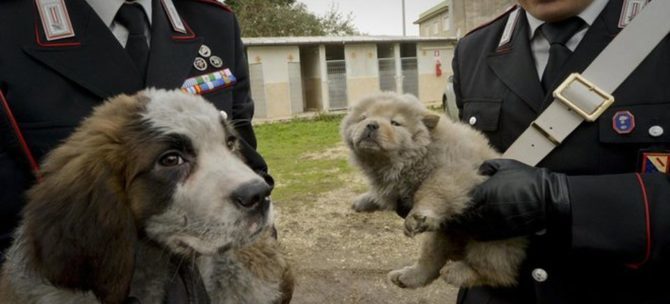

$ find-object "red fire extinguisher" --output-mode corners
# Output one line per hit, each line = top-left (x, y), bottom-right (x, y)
(435, 58), (443, 77)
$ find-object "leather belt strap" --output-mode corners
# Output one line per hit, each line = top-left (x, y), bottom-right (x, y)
(503, 0), (670, 166)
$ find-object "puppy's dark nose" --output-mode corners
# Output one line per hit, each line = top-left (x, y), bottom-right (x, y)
(231, 180), (272, 209)
(366, 122), (379, 131)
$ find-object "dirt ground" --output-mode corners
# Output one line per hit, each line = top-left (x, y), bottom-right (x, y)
(273, 145), (459, 304)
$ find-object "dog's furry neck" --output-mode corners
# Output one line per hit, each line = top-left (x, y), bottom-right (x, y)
(354, 143), (435, 198)
(1, 228), (182, 303)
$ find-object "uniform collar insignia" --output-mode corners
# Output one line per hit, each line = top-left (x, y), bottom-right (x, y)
(36, 0), (76, 41)
(161, 0), (187, 34)
(497, 7), (521, 50)
(618, 0), (651, 28)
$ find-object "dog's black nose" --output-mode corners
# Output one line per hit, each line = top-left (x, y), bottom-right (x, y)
(366, 122), (379, 131)
(231, 180), (272, 209)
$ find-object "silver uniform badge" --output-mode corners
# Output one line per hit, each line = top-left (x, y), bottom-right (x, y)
(209, 55), (223, 68)
(194, 57), (208, 71)
(199, 45), (212, 57)
(36, 0), (75, 41)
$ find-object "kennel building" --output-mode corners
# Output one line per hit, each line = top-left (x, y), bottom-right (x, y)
(242, 36), (457, 119)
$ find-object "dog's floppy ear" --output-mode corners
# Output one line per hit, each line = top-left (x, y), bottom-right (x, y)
(422, 113), (441, 129)
(23, 125), (136, 304)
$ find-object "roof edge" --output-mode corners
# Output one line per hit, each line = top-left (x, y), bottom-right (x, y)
(414, 1), (449, 24)
(242, 36), (458, 47)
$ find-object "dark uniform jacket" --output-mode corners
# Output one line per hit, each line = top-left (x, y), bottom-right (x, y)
(453, 1), (670, 303)
(0, 0), (268, 254)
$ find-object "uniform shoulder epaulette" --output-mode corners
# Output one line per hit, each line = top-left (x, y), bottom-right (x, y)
(192, 0), (233, 13)
(463, 4), (518, 37)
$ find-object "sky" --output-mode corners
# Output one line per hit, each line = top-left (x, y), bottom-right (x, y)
(298, 0), (439, 36)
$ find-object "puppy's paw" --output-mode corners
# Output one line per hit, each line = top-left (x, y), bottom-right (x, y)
(352, 193), (381, 212)
(440, 261), (481, 288)
(388, 264), (438, 289)
(403, 210), (441, 237)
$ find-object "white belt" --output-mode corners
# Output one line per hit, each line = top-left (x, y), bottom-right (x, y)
(503, 0), (670, 166)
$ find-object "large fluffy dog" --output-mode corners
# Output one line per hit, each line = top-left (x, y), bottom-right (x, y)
(341, 92), (526, 288)
(0, 90), (293, 303)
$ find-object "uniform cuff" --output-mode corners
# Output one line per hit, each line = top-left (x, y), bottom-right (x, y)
(568, 174), (649, 266)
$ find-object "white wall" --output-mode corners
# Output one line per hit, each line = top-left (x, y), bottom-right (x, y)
(246, 45), (302, 118)
(344, 44), (381, 105)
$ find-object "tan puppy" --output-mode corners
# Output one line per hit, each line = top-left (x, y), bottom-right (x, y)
(341, 92), (526, 288)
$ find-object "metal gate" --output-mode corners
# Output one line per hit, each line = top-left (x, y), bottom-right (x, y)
(288, 62), (303, 114)
(378, 58), (396, 92)
(248, 63), (266, 118)
(401, 57), (418, 96)
(327, 59), (347, 110)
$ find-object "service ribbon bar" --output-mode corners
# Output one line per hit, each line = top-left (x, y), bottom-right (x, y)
(181, 68), (237, 95)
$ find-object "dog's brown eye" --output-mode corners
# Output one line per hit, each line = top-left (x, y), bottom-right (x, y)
(226, 135), (237, 149)
(159, 153), (184, 167)
(391, 120), (402, 126)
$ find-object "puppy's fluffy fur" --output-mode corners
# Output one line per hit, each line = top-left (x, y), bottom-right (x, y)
(0, 89), (293, 304)
(341, 92), (526, 288)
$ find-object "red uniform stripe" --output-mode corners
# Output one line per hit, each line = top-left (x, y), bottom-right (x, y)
(0, 90), (42, 181)
(627, 173), (651, 269)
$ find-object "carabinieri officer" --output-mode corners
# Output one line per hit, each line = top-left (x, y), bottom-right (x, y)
(0, 0), (269, 259)
(451, 0), (670, 303)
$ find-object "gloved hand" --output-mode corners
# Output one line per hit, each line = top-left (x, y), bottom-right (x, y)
(123, 297), (142, 304)
(395, 197), (413, 218)
(450, 159), (571, 241)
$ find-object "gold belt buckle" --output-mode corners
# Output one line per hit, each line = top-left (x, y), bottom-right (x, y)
(553, 73), (615, 122)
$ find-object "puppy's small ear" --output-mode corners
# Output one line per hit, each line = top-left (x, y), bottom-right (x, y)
(24, 150), (136, 303)
(422, 113), (441, 129)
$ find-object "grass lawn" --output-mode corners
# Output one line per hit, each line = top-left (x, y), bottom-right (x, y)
(253, 114), (355, 207)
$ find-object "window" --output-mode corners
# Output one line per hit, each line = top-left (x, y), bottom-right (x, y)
(433, 21), (439, 35)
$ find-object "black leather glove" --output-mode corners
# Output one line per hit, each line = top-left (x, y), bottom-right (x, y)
(395, 196), (413, 218)
(123, 297), (142, 304)
(451, 159), (571, 241)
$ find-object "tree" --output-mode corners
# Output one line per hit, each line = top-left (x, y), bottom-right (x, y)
(226, 0), (359, 37)
(319, 4), (358, 36)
